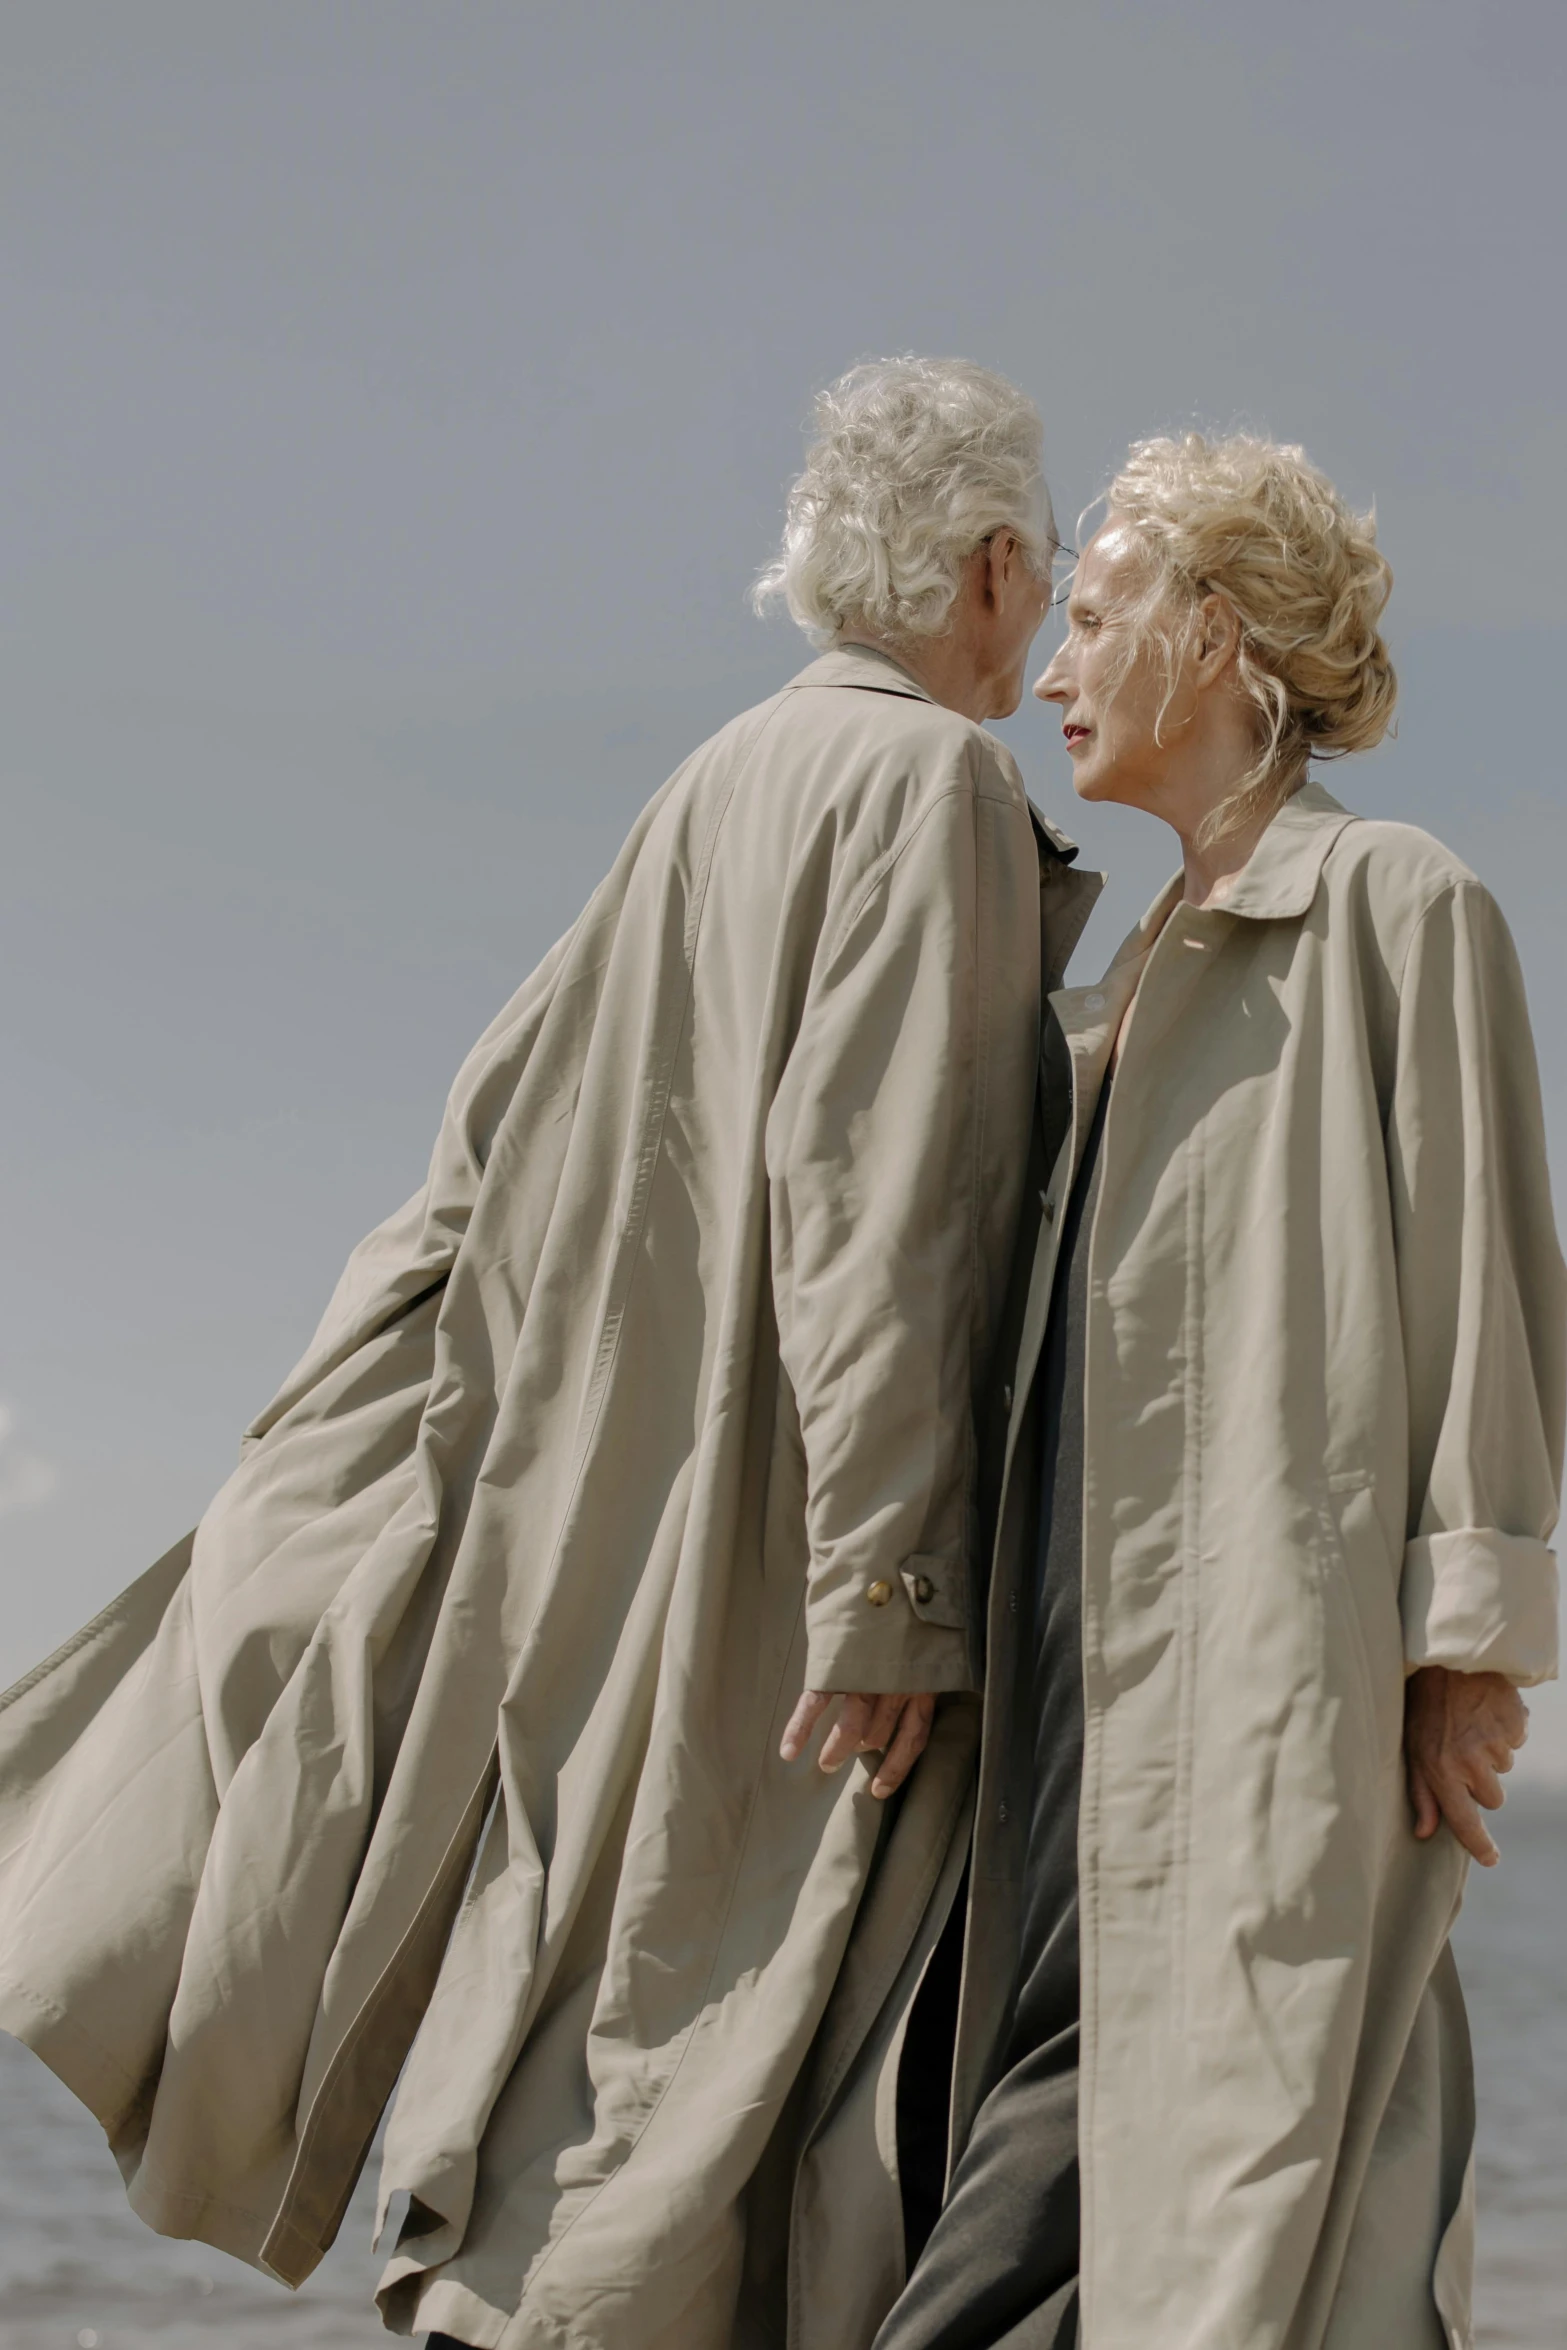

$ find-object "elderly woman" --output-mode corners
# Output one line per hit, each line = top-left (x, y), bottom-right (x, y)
(0, 358), (1098, 2348)
(874, 437), (1564, 2350)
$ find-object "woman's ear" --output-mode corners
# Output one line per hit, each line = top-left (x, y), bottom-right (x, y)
(1194, 591), (1242, 679)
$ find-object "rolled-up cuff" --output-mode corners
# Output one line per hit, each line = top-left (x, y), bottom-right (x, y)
(1401, 1529), (1559, 1685)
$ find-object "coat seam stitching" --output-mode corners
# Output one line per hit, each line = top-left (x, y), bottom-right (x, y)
(787, 1754), (977, 2342)
(963, 780), (993, 1686)
(1170, 1124), (1205, 2038)
(564, 695), (790, 1489)
(797, 1749), (974, 2134)
(821, 780), (979, 968)
(269, 1759), (500, 2256)
(1392, 877), (1465, 999)
(0, 1970), (145, 2104)
(0, 1536), (194, 1718)
(1069, 1033), (1105, 2333)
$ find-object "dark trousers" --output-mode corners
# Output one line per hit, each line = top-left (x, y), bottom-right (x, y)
(872, 1868), (1080, 2350)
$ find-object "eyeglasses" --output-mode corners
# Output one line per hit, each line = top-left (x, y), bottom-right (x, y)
(979, 530), (1077, 604)
(1048, 545), (1079, 608)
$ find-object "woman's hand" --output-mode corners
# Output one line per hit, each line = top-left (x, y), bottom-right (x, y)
(1405, 1664), (1529, 1865)
(780, 1690), (936, 1799)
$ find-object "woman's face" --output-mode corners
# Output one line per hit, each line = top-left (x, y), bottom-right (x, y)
(1034, 519), (1189, 810)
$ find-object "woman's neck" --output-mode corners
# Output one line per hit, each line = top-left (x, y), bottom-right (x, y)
(1144, 707), (1298, 909)
(1178, 801), (1278, 909)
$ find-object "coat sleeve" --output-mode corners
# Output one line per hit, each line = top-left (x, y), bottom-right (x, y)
(766, 773), (1034, 1695)
(1390, 878), (1566, 1684)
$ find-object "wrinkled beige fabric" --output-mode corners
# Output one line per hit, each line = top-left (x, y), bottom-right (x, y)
(1, 741), (1557, 2350)
(1016, 785), (1558, 2350)
(0, 645), (1096, 2348)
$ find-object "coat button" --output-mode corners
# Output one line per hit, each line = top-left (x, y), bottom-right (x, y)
(1041, 1195), (1055, 1221)
(1002, 1383), (1013, 1411)
(997, 1800), (1010, 1824)
(913, 1575), (935, 1604)
(866, 1579), (893, 1607)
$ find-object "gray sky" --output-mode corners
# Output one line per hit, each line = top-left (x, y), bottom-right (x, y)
(3, 0), (1566, 1774)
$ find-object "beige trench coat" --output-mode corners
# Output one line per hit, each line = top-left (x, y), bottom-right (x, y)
(0, 646), (1099, 2348)
(930, 781), (1559, 2350)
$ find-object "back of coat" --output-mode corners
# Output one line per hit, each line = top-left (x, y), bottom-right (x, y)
(0, 646), (1057, 2349)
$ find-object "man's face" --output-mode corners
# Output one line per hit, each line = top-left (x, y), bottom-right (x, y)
(982, 533), (1054, 719)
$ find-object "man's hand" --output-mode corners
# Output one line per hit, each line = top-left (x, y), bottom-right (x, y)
(1405, 1664), (1529, 1866)
(780, 1690), (936, 1800)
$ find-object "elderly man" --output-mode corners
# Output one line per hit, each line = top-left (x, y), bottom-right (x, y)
(0, 357), (1098, 2348)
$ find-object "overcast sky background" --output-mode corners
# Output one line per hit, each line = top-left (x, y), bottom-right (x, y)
(3, 0), (1565, 1777)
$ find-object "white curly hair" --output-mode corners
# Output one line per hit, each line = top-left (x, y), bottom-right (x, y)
(753, 356), (1056, 647)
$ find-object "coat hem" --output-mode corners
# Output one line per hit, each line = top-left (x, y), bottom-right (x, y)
(0, 1968), (145, 2128)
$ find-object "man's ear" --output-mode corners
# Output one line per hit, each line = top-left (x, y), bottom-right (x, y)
(985, 530), (1018, 609)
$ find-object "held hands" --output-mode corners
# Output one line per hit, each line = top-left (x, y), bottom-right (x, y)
(780, 1690), (936, 1799)
(1405, 1664), (1529, 1866)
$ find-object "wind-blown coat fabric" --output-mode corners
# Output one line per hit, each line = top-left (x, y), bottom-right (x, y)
(0, 646), (1097, 2349)
(939, 782), (1561, 2350)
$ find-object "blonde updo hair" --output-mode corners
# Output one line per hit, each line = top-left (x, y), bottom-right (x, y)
(1102, 432), (1396, 842)
(753, 356), (1056, 646)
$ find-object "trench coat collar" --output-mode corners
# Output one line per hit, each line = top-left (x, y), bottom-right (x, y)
(1210, 777), (1358, 922)
(1045, 782), (1360, 1101)
(1027, 797), (1082, 866)
(1108, 776), (1360, 954)
(786, 641), (1082, 864)
(788, 641), (937, 703)
(1088, 774), (1361, 1000)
